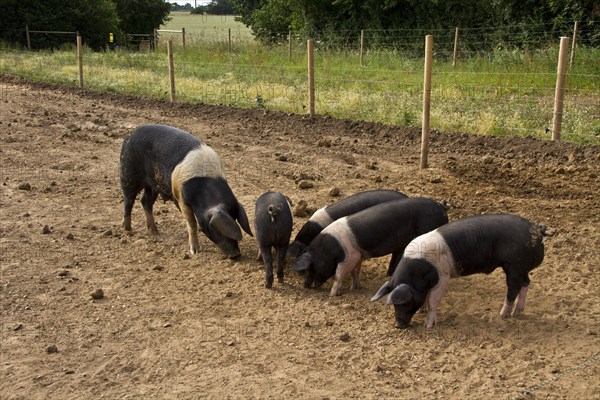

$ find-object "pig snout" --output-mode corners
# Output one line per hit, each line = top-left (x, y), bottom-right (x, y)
(303, 273), (315, 288)
(394, 320), (410, 329)
(393, 306), (414, 329)
(218, 240), (241, 259)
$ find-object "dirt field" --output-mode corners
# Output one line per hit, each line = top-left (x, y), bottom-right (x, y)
(1, 76), (599, 400)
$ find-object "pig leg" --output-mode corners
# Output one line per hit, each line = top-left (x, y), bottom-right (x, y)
(425, 274), (451, 328)
(512, 274), (531, 317)
(122, 193), (136, 231)
(350, 261), (362, 290)
(420, 292), (430, 313)
(181, 205), (200, 254)
(260, 245), (274, 288)
(141, 188), (159, 234)
(256, 250), (263, 262)
(500, 268), (525, 318)
(275, 245), (287, 284)
(512, 286), (529, 317)
(330, 251), (361, 296)
(386, 251), (401, 276)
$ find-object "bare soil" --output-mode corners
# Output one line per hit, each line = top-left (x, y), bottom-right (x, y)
(1, 76), (599, 399)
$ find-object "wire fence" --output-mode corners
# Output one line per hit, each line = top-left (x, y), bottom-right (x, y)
(0, 23), (598, 144)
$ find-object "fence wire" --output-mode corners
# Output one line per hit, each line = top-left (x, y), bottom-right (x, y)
(0, 25), (598, 143)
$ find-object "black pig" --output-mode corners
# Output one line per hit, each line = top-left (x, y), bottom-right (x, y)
(287, 189), (407, 272)
(372, 214), (547, 328)
(254, 192), (293, 288)
(291, 197), (448, 296)
(120, 124), (252, 258)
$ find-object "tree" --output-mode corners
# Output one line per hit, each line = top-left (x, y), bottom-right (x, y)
(232, 0), (600, 48)
(113, 0), (172, 34)
(0, 0), (120, 50)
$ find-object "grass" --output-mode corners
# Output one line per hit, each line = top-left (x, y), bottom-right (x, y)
(161, 12), (253, 42)
(0, 36), (598, 144)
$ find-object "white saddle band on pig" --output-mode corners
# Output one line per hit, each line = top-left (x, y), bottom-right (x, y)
(321, 217), (361, 260)
(310, 207), (334, 228)
(171, 145), (226, 201)
(403, 230), (459, 286)
(172, 145), (226, 183)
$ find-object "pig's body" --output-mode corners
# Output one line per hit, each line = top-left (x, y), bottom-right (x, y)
(291, 197), (448, 296)
(372, 214), (546, 328)
(254, 192), (293, 288)
(287, 189), (408, 273)
(120, 124), (252, 258)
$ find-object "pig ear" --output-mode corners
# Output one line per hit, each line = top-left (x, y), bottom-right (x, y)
(236, 202), (253, 237)
(290, 251), (312, 271)
(370, 281), (392, 302)
(209, 210), (243, 241)
(386, 284), (413, 305)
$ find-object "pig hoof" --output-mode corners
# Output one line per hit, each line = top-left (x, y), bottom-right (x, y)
(277, 277), (284, 284)
(500, 302), (513, 318)
(512, 308), (524, 317)
(265, 281), (273, 289)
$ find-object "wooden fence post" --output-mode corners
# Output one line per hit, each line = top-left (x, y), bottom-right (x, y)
(420, 35), (433, 169)
(552, 37), (570, 141)
(182, 27), (186, 51)
(360, 30), (364, 67)
(288, 30), (292, 60)
(228, 28), (231, 52)
(154, 29), (158, 50)
(452, 27), (459, 67)
(77, 35), (84, 89)
(25, 25), (31, 50)
(167, 40), (176, 103)
(569, 21), (579, 70)
(307, 39), (315, 116)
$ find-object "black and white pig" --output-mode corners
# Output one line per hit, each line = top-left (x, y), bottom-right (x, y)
(120, 124), (253, 258)
(254, 192), (293, 288)
(371, 214), (547, 329)
(290, 197), (449, 296)
(286, 189), (408, 264)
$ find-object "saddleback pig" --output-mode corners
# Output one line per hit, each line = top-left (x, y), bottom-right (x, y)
(287, 189), (408, 260)
(120, 124), (253, 258)
(372, 214), (547, 328)
(254, 192), (293, 288)
(291, 197), (449, 296)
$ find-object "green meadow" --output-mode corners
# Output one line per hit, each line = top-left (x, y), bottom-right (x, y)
(160, 12), (253, 43)
(0, 20), (598, 144)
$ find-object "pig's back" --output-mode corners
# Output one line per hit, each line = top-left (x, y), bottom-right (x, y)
(439, 214), (544, 275)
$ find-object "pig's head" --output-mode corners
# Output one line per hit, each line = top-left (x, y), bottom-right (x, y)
(371, 281), (427, 328)
(290, 248), (336, 289)
(286, 240), (306, 259)
(198, 203), (253, 259)
(371, 258), (438, 328)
